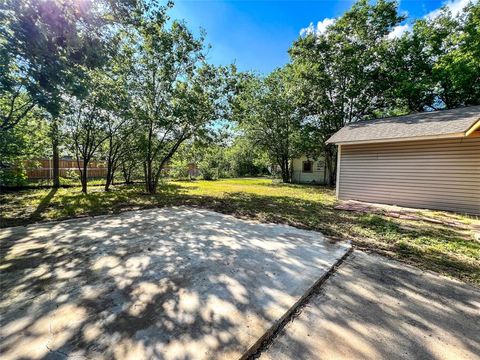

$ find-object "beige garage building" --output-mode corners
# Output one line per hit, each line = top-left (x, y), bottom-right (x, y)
(327, 106), (480, 215)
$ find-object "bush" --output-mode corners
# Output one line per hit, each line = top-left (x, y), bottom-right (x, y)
(0, 166), (28, 187)
(201, 167), (218, 180)
(198, 149), (225, 180)
(169, 159), (191, 180)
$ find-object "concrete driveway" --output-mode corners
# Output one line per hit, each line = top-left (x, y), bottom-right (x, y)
(0, 207), (350, 360)
(260, 251), (480, 360)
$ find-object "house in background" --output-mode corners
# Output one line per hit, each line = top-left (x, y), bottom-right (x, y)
(291, 155), (328, 184)
(327, 106), (480, 215)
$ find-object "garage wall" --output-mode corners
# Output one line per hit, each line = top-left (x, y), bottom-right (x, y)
(338, 137), (480, 215)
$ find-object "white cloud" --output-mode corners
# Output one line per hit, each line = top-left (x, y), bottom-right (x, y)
(424, 0), (473, 19)
(387, 23), (411, 39)
(299, 22), (314, 37)
(300, 18), (336, 37)
(386, 0), (476, 39)
(302, 0), (477, 40)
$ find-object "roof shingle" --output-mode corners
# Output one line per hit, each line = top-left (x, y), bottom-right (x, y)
(326, 106), (480, 144)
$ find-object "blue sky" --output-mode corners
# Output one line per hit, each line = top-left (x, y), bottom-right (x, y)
(168, 0), (469, 74)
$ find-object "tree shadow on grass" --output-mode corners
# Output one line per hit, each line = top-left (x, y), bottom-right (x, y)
(1, 185), (478, 284)
(28, 188), (58, 223)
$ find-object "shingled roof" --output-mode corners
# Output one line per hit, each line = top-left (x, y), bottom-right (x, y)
(326, 106), (480, 145)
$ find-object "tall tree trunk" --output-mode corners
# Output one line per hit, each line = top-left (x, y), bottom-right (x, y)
(122, 163), (132, 184)
(324, 145), (337, 187)
(105, 142), (112, 191)
(145, 121), (155, 194)
(144, 160), (155, 194)
(280, 163), (289, 183)
(81, 161), (88, 194)
(143, 162), (148, 192)
(105, 152), (115, 192)
(147, 161), (153, 194)
(110, 166), (115, 185)
(280, 155), (290, 183)
(105, 164), (112, 191)
(51, 120), (60, 188)
(105, 162), (115, 191)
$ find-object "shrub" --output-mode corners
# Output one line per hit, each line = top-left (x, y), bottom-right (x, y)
(0, 166), (28, 187)
(201, 167), (218, 180)
(169, 159), (191, 180)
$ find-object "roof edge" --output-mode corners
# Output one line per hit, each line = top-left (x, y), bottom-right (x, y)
(465, 119), (480, 136)
(328, 132), (465, 146)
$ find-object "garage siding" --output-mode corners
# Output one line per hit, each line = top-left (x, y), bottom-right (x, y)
(338, 137), (480, 215)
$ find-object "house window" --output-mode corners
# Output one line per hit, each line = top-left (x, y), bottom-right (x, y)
(302, 161), (313, 173)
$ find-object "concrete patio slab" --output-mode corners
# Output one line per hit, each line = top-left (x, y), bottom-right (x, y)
(260, 251), (480, 360)
(0, 207), (350, 360)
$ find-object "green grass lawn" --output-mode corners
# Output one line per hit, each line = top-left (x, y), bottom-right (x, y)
(1, 178), (479, 285)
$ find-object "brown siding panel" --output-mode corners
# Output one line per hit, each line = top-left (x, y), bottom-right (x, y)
(338, 137), (480, 215)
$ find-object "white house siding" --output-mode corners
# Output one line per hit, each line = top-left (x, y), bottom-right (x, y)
(338, 137), (480, 215)
(292, 155), (327, 184)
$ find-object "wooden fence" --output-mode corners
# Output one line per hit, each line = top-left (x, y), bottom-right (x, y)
(22, 159), (199, 180)
(25, 159), (107, 180)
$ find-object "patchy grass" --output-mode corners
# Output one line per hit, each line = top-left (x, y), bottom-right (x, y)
(1, 178), (479, 284)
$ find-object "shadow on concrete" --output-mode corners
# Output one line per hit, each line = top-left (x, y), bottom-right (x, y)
(259, 251), (480, 360)
(0, 207), (348, 360)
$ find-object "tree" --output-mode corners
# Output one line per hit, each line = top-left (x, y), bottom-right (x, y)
(197, 146), (229, 180)
(386, 28), (437, 112)
(402, 2), (480, 109)
(64, 71), (116, 194)
(1, 0), (101, 187)
(119, 147), (143, 184)
(289, 0), (404, 185)
(104, 118), (136, 191)
(225, 136), (269, 177)
(0, 107), (50, 186)
(100, 57), (133, 191)
(0, 0), (154, 187)
(128, 19), (229, 194)
(233, 68), (301, 183)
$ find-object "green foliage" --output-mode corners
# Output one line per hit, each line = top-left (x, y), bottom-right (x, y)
(232, 68), (301, 182)
(1, 0), (478, 199)
(63, 169), (80, 180)
(225, 137), (269, 177)
(198, 146), (229, 180)
(1, 0), (103, 120)
(389, 2), (480, 110)
(420, 2), (479, 108)
(289, 0), (404, 184)
(0, 166), (27, 187)
(124, 16), (233, 193)
(169, 158), (192, 180)
(0, 107), (50, 186)
(0, 0), (153, 122)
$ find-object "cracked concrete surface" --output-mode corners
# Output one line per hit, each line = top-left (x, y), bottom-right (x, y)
(0, 207), (350, 360)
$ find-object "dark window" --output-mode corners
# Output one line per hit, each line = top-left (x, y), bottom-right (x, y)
(302, 161), (313, 173)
